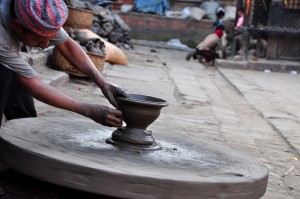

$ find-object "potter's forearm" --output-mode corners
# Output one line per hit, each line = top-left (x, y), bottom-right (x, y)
(56, 38), (127, 108)
(17, 75), (87, 116)
(18, 75), (123, 127)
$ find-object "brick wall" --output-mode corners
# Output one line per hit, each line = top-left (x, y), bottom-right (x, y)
(118, 12), (215, 47)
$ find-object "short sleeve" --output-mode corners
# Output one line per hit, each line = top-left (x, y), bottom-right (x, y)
(0, 26), (37, 78)
(49, 27), (69, 46)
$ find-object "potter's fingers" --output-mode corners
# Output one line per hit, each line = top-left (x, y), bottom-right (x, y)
(106, 118), (123, 127)
(107, 114), (123, 126)
(110, 109), (122, 117)
(104, 109), (122, 126)
(107, 109), (122, 120)
(108, 93), (118, 108)
(116, 87), (129, 98)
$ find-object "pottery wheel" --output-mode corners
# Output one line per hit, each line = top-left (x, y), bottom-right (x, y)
(0, 117), (268, 199)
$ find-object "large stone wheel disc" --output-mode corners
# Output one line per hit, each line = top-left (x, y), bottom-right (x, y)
(0, 117), (268, 199)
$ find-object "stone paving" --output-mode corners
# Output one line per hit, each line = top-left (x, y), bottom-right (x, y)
(217, 67), (300, 198)
(121, 45), (299, 199)
(82, 44), (299, 198)
(1, 43), (299, 198)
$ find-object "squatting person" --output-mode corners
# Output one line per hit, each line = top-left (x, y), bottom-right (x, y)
(186, 29), (226, 65)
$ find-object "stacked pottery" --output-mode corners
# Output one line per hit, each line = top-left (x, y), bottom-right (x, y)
(51, 29), (106, 77)
(68, 29), (105, 56)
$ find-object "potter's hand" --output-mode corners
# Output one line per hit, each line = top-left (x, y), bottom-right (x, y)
(101, 81), (128, 108)
(84, 104), (123, 127)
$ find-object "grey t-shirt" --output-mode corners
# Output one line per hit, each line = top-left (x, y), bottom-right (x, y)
(0, 0), (69, 78)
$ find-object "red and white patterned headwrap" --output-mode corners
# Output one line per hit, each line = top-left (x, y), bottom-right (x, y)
(14, 0), (68, 37)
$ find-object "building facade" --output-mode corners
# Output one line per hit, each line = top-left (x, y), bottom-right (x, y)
(241, 0), (300, 60)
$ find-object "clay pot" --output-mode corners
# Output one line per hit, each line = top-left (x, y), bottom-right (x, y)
(86, 41), (101, 54)
(68, 30), (89, 46)
(73, 33), (89, 46)
(76, 41), (87, 52)
(109, 94), (168, 148)
(94, 40), (105, 55)
(116, 94), (168, 130)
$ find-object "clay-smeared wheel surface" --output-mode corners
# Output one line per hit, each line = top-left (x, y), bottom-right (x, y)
(0, 117), (268, 199)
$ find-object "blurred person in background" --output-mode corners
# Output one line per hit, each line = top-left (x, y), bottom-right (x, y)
(186, 28), (226, 66)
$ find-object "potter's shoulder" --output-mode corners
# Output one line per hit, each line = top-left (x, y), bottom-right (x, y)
(0, 0), (13, 18)
(0, 26), (17, 51)
(49, 28), (69, 46)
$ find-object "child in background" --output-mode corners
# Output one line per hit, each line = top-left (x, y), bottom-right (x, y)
(213, 7), (225, 31)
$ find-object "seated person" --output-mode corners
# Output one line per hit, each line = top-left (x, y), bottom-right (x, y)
(186, 29), (225, 65)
